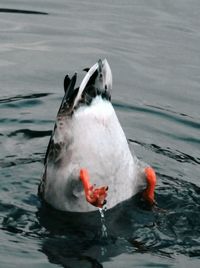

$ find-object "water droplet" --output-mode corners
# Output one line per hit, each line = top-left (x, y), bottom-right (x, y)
(99, 208), (108, 239)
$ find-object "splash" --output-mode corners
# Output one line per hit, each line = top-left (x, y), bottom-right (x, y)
(98, 207), (108, 256)
(98, 207), (108, 239)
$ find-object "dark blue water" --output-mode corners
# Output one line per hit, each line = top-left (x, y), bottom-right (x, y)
(0, 1), (200, 267)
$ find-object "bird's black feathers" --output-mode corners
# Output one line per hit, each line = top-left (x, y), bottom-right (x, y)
(63, 74), (70, 93)
(43, 61), (111, 166)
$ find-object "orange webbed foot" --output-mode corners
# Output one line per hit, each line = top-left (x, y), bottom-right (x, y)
(79, 168), (108, 208)
(142, 166), (157, 206)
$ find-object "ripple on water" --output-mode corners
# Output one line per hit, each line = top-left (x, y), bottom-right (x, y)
(128, 139), (200, 165)
(0, 90), (200, 266)
(0, 8), (48, 15)
(1, 173), (200, 266)
(0, 93), (52, 104)
(0, 0), (200, 266)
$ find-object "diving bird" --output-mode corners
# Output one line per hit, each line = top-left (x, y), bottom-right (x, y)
(38, 59), (156, 212)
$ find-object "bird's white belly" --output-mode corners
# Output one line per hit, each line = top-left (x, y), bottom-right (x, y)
(44, 98), (143, 212)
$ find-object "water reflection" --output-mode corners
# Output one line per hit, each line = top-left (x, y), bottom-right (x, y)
(36, 177), (200, 262)
(1, 172), (200, 267)
(36, 202), (118, 267)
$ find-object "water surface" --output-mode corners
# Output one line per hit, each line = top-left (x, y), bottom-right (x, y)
(0, 0), (200, 267)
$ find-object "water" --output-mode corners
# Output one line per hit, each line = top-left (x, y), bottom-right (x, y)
(99, 208), (108, 239)
(0, 0), (200, 267)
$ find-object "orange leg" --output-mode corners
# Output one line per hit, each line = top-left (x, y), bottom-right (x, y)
(142, 166), (157, 206)
(79, 168), (108, 208)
